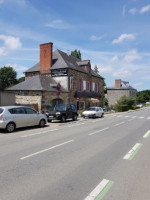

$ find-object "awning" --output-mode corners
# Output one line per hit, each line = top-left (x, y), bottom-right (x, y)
(87, 98), (100, 103)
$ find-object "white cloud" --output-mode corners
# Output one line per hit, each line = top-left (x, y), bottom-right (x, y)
(111, 56), (118, 62)
(112, 34), (135, 44)
(99, 66), (113, 73)
(5, 63), (27, 72)
(0, 47), (7, 56)
(123, 49), (141, 63)
(113, 68), (132, 78)
(129, 8), (137, 15)
(45, 19), (73, 29)
(133, 82), (144, 87)
(140, 4), (150, 14)
(90, 34), (106, 41)
(0, 35), (22, 50)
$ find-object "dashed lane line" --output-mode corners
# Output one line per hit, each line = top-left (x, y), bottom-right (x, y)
(20, 139), (74, 160)
(21, 129), (58, 138)
(67, 123), (85, 127)
(88, 127), (109, 136)
(114, 122), (125, 127)
(123, 143), (143, 160)
(84, 179), (114, 200)
(143, 130), (150, 138)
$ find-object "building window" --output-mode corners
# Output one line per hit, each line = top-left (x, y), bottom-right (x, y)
(92, 82), (95, 91)
(70, 76), (73, 89)
(87, 81), (90, 91)
(83, 80), (86, 90)
(95, 83), (98, 92)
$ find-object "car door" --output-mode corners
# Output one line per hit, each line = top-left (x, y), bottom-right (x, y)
(24, 107), (39, 126)
(66, 105), (72, 119)
(9, 107), (27, 128)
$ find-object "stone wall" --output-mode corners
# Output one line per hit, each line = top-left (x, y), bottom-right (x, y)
(107, 89), (136, 106)
(15, 91), (42, 111)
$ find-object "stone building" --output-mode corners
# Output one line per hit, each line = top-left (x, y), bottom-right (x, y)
(7, 42), (104, 112)
(107, 79), (137, 106)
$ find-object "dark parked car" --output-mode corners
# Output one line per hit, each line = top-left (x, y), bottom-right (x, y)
(46, 104), (78, 123)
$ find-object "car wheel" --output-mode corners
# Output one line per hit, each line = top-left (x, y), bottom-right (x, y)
(6, 122), (15, 133)
(48, 119), (52, 123)
(61, 115), (66, 123)
(93, 114), (96, 119)
(73, 114), (77, 121)
(39, 119), (45, 128)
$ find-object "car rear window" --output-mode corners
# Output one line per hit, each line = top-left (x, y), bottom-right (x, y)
(0, 108), (4, 114)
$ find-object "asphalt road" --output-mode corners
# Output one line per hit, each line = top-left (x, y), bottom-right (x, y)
(0, 107), (150, 200)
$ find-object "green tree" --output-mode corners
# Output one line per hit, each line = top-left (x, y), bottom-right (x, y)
(103, 97), (108, 107)
(0, 66), (17, 90)
(17, 76), (25, 83)
(71, 49), (81, 60)
(136, 90), (150, 103)
(115, 96), (135, 111)
(93, 64), (99, 74)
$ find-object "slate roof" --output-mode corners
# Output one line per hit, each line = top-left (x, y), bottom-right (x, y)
(107, 80), (136, 90)
(24, 49), (104, 79)
(7, 75), (66, 92)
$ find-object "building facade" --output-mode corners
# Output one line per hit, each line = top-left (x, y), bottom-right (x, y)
(107, 79), (137, 106)
(7, 42), (104, 112)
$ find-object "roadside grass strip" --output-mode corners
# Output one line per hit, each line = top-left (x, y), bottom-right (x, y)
(84, 179), (114, 200)
(88, 127), (109, 136)
(20, 140), (74, 160)
(143, 130), (150, 138)
(21, 129), (58, 138)
(123, 143), (143, 160)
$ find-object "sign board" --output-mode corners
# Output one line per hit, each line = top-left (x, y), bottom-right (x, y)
(51, 69), (68, 77)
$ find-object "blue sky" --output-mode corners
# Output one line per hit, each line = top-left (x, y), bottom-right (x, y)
(0, 0), (150, 91)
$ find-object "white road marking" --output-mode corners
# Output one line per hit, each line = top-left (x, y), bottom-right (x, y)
(125, 116), (129, 118)
(88, 127), (109, 136)
(21, 129), (58, 138)
(139, 117), (144, 119)
(117, 115), (122, 118)
(147, 117), (150, 119)
(123, 143), (142, 160)
(92, 119), (104, 123)
(84, 179), (112, 200)
(143, 130), (150, 138)
(114, 122), (125, 126)
(128, 119), (134, 121)
(132, 116), (136, 118)
(106, 115), (116, 119)
(68, 123), (85, 127)
(20, 140), (74, 160)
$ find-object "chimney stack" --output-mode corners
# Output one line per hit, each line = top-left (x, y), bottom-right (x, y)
(40, 42), (53, 75)
(115, 79), (121, 89)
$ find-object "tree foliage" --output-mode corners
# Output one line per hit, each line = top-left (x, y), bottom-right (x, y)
(0, 66), (17, 90)
(71, 49), (81, 60)
(136, 90), (150, 103)
(93, 65), (99, 74)
(115, 96), (135, 112)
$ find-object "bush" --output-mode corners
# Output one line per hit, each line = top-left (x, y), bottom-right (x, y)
(77, 110), (83, 114)
(115, 105), (128, 112)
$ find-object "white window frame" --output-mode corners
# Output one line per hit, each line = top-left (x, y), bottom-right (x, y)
(83, 80), (86, 90)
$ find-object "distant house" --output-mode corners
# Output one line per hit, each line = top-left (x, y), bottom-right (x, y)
(107, 79), (137, 106)
(7, 42), (104, 112)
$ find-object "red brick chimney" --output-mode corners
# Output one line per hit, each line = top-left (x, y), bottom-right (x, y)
(40, 42), (53, 74)
(115, 79), (121, 89)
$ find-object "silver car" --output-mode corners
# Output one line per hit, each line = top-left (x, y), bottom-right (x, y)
(0, 106), (47, 133)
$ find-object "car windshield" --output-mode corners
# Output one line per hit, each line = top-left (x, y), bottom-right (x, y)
(54, 104), (67, 111)
(0, 108), (4, 114)
(87, 107), (96, 111)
